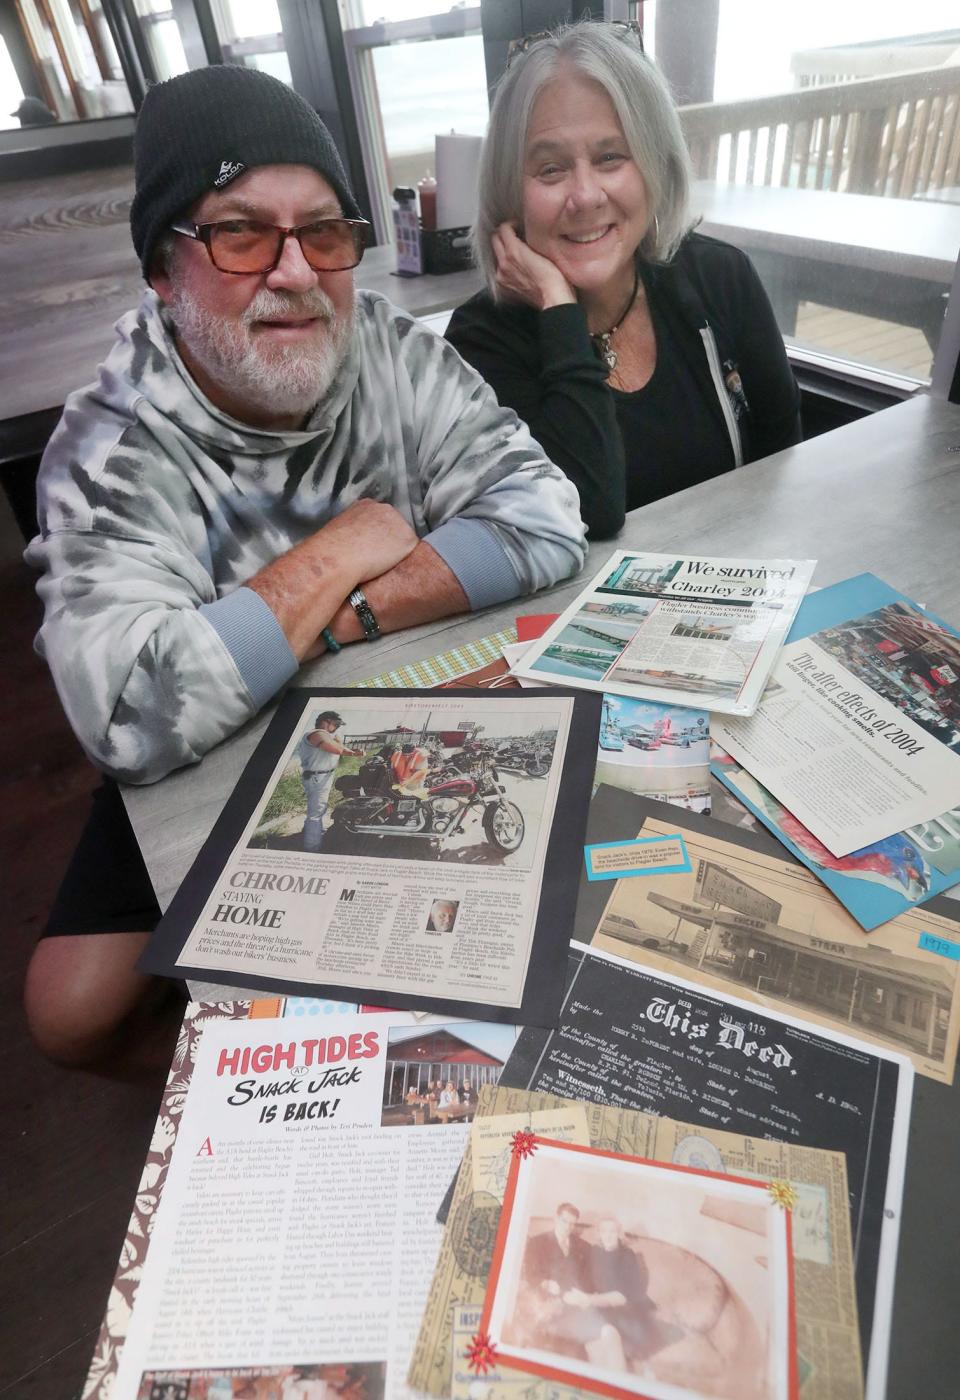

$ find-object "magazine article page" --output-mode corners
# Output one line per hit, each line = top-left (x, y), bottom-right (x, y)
(173, 694), (574, 1011)
(514, 552), (814, 715)
(714, 625), (960, 857)
(109, 1010), (517, 1399)
(712, 749), (960, 932)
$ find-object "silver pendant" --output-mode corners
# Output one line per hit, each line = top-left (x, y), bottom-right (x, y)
(595, 333), (618, 373)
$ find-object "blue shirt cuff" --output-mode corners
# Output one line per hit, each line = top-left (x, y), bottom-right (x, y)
(199, 587), (299, 707)
(425, 518), (522, 610)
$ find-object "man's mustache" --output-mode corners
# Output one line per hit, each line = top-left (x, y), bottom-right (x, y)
(243, 288), (337, 326)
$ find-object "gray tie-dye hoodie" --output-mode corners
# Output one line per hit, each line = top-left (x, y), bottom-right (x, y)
(26, 288), (586, 784)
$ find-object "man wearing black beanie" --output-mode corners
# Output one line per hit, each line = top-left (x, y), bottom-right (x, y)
(24, 65), (585, 1071)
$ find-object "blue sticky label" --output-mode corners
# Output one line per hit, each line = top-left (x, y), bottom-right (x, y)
(918, 932), (960, 961)
(584, 834), (692, 881)
(283, 997), (358, 1016)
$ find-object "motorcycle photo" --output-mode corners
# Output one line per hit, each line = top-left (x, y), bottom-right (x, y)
(326, 743), (526, 859)
(492, 739), (552, 778)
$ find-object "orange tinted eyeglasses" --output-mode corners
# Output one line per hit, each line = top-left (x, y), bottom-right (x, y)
(170, 217), (371, 274)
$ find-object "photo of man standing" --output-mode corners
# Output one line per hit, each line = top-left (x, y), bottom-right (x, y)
(296, 711), (359, 852)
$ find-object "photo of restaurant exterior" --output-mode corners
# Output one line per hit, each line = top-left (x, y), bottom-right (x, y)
(601, 892), (953, 1063)
(381, 1025), (506, 1126)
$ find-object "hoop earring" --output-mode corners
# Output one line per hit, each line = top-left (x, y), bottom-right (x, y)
(653, 213), (660, 248)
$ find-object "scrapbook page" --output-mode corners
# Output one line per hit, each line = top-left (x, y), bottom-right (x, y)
(496, 939), (912, 1398)
(409, 1084), (861, 1400)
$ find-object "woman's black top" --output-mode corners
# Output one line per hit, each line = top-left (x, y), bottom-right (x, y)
(611, 289), (742, 512)
(445, 231), (802, 538)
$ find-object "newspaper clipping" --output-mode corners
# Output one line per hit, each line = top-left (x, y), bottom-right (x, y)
(514, 552), (815, 715)
(714, 599), (960, 856)
(153, 692), (586, 1019)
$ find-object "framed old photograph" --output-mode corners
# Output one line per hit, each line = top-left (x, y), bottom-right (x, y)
(481, 1139), (796, 1400)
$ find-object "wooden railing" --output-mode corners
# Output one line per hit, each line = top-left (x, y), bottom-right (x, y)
(679, 65), (960, 198)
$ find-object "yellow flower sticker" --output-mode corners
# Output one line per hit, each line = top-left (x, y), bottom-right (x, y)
(768, 1179), (799, 1211)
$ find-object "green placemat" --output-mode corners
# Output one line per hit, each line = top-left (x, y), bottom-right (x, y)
(354, 625), (517, 689)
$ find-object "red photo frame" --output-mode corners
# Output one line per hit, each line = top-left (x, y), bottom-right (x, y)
(477, 1137), (797, 1400)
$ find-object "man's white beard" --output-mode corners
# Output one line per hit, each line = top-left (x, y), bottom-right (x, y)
(166, 283), (354, 422)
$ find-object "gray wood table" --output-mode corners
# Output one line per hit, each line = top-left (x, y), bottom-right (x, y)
(692, 180), (960, 283)
(124, 391), (960, 904)
(692, 179), (960, 348)
(123, 391), (960, 1400)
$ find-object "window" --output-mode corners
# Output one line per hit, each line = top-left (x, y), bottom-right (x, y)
(816, 965), (840, 996)
(370, 34), (487, 190)
(339, 2), (487, 243)
(11, 0), (133, 120)
(131, 0), (189, 82)
(0, 38), (25, 130)
(641, 0), (960, 388)
(209, 0), (292, 85)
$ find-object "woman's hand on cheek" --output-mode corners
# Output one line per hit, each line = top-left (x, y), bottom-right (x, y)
(492, 223), (576, 310)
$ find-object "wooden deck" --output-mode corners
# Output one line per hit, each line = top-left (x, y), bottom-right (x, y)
(793, 301), (933, 379)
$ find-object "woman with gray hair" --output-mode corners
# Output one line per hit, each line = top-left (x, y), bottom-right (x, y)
(446, 22), (800, 538)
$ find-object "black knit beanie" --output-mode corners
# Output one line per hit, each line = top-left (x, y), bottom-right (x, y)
(130, 64), (362, 280)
